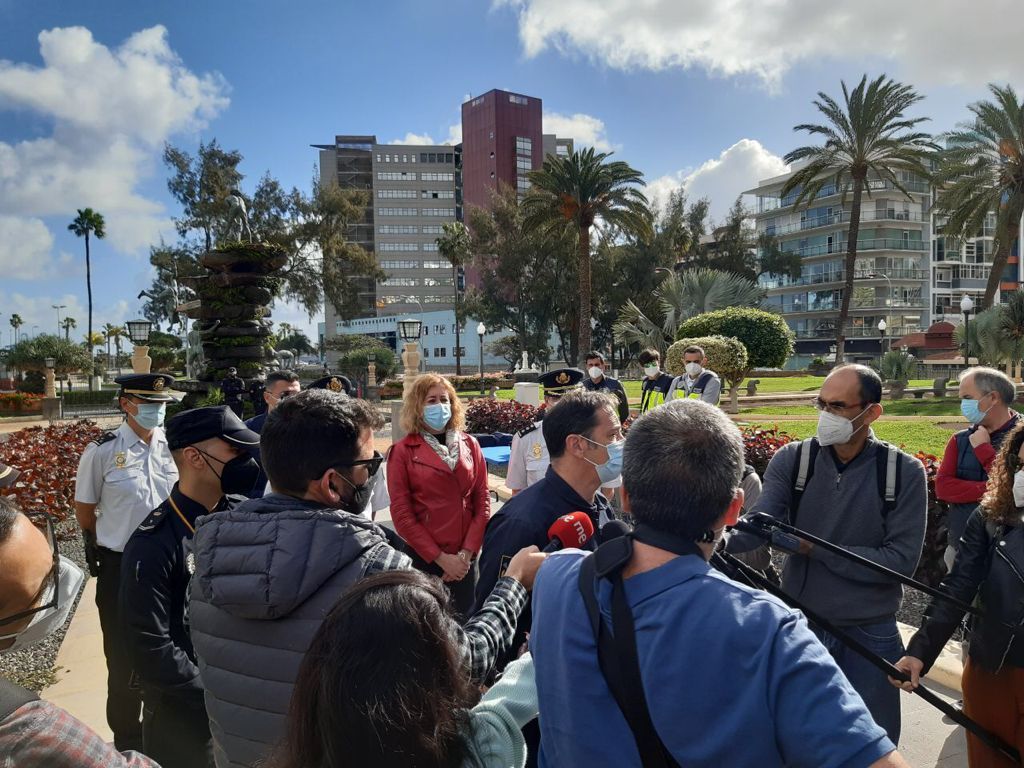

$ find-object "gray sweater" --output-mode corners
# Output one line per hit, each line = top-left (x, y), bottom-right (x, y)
(728, 434), (927, 626)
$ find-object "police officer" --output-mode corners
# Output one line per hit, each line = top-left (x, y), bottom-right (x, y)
(581, 350), (630, 422)
(506, 368), (583, 495)
(243, 370), (301, 499)
(666, 344), (722, 405)
(74, 373), (180, 751)
(120, 406), (259, 768)
(248, 375), (267, 418)
(220, 367), (245, 418)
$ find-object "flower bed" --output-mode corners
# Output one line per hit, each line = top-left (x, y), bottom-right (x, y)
(0, 392), (44, 414)
(466, 398), (539, 434)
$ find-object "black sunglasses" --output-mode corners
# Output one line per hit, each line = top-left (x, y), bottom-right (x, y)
(335, 451), (384, 477)
(0, 513), (59, 629)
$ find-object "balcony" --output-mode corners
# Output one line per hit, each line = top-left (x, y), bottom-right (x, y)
(761, 269), (927, 291)
(757, 179), (930, 213)
(789, 298), (925, 314)
(765, 209), (926, 237)
(793, 325), (922, 340)
(782, 238), (927, 259)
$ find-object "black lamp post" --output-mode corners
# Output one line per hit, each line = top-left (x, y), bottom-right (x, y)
(877, 318), (887, 358)
(960, 295), (974, 365)
(126, 319), (153, 373)
(477, 322), (486, 395)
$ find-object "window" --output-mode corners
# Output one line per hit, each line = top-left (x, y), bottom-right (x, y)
(422, 208), (456, 217)
(509, 94), (529, 105)
(377, 207), (418, 216)
(377, 172), (416, 181)
(421, 224), (443, 234)
(420, 153), (428, 163)
(556, 145), (570, 157)
(378, 225), (419, 234)
(421, 190), (455, 199)
(423, 276), (453, 286)
(516, 157), (531, 171)
(422, 242), (439, 252)
(382, 277), (419, 286)
(421, 172), (454, 181)
(515, 137), (532, 156)
(421, 260), (448, 268)
(376, 153), (382, 162)
(434, 347), (447, 358)
(454, 347), (466, 357)
(428, 153), (437, 163)
(378, 242), (419, 252)
(471, 97), (484, 107)
(380, 260), (420, 269)
(377, 189), (417, 199)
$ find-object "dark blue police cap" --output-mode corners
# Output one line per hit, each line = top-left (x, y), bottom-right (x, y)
(166, 406), (260, 451)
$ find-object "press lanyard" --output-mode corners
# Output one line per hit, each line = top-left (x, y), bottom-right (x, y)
(167, 496), (195, 535)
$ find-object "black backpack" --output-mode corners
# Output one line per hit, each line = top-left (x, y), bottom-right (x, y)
(0, 678), (38, 719)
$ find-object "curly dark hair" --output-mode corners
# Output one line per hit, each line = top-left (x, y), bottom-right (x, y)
(980, 422), (1024, 525)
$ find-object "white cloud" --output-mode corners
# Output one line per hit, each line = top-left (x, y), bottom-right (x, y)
(0, 26), (227, 269)
(443, 123), (462, 146)
(388, 132), (437, 146)
(542, 111), (613, 151)
(0, 217), (55, 280)
(647, 139), (789, 222)
(0, 291), (131, 343)
(497, 0), (1024, 89)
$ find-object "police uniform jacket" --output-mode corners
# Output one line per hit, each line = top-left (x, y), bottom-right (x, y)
(221, 376), (245, 402)
(506, 419), (548, 492)
(74, 421), (178, 552)
(581, 375), (630, 422)
(120, 484), (242, 701)
(475, 466), (611, 639)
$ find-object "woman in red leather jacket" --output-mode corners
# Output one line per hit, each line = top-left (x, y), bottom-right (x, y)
(387, 374), (490, 617)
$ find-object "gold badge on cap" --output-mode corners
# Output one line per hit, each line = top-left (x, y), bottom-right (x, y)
(532, 443), (543, 459)
(556, 371), (569, 385)
(153, 378), (165, 392)
(329, 377), (342, 392)
(115, 451), (127, 467)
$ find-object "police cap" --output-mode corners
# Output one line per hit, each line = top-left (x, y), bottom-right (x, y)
(538, 367), (584, 397)
(0, 461), (21, 489)
(114, 373), (179, 402)
(166, 406), (260, 451)
(307, 374), (354, 396)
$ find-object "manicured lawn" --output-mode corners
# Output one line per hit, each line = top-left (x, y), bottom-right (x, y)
(742, 419), (954, 457)
(739, 399), (964, 417)
(738, 376), (937, 394)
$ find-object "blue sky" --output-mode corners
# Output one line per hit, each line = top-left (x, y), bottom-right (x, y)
(2, 0), (1021, 345)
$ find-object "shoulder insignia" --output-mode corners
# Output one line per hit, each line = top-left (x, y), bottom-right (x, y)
(186, 551), (196, 575)
(518, 423), (539, 438)
(92, 431), (117, 447)
(136, 506), (169, 533)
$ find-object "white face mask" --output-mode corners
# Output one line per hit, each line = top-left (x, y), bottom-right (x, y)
(685, 362), (702, 377)
(815, 406), (870, 447)
(588, 366), (604, 380)
(1013, 470), (1024, 509)
(644, 365), (659, 379)
(0, 556), (85, 653)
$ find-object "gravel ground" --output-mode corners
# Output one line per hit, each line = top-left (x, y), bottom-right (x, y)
(0, 516), (90, 692)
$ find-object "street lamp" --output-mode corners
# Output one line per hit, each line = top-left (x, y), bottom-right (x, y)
(398, 317), (423, 397)
(960, 295), (975, 365)
(877, 318), (887, 357)
(52, 304), (66, 335)
(477, 322), (486, 395)
(126, 319), (153, 374)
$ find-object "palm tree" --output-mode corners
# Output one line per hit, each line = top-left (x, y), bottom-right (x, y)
(102, 322), (117, 369)
(61, 316), (77, 342)
(1001, 288), (1024, 376)
(436, 221), (471, 375)
(614, 268), (766, 355)
(524, 147), (653, 361)
(956, 305), (1021, 367)
(8, 313), (23, 344)
(934, 84), (1024, 310)
(68, 208), (106, 390)
(105, 324), (126, 375)
(780, 75), (933, 363)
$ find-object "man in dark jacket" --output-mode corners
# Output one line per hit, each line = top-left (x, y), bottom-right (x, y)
(120, 407), (259, 768)
(243, 369), (301, 498)
(189, 390), (545, 768)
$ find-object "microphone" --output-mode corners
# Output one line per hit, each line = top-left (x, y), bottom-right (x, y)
(543, 512), (596, 553)
(599, 519), (631, 544)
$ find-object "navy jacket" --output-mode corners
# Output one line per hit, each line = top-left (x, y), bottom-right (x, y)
(242, 412), (268, 498)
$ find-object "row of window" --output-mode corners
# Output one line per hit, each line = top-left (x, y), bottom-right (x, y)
(379, 260), (449, 269)
(377, 225), (446, 235)
(375, 152), (456, 165)
(381, 277), (455, 287)
(509, 94), (529, 105)
(424, 346), (467, 359)
(377, 153), (418, 164)
(422, 190), (455, 199)
(377, 172), (416, 180)
(515, 137), (532, 156)
(379, 295), (451, 304)
(378, 189), (418, 199)
(378, 242), (420, 252)
(421, 172), (454, 181)
(377, 207), (456, 217)
(422, 208), (455, 217)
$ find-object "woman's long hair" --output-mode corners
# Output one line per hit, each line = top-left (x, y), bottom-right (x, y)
(273, 570), (477, 768)
(980, 422), (1024, 525)
(399, 373), (466, 436)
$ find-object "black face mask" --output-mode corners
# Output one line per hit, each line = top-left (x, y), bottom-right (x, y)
(335, 471), (377, 514)
(197, 450), (261, 496)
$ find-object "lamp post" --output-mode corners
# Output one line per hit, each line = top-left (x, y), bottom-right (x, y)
(877, 318), (888, 358)
(52, 304), (66, 336)
(41, 356), (61, 422)
(366, 350), (377, 389)
(398, 317), (423, 398)
(44, 357), (56, 399)
(126, 319), (153, 374)
(960, 295), (974, 365)
(477, 322), (486, 395)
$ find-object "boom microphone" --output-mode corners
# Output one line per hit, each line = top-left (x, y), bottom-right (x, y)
(599, 519), (631, 544)
(543, 512), (596, 553)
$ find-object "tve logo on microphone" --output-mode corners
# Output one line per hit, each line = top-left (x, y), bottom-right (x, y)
(559, 514), (589, 545)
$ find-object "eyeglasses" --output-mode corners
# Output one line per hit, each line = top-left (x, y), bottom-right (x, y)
(0, 513), (59, 629)
(812, 397), (868, 415)
(335, 451), (384, 477)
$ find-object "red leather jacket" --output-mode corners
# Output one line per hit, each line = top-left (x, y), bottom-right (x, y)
(386, 432), (491, 563)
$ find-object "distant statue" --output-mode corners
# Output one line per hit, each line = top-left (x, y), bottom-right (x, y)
(186, 323), (205, 379)
(138, 260), (191, 335)
(226, 188), (253, 243)
(516, 351), (530, 372)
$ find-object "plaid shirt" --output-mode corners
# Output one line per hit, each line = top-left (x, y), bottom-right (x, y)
(363, 542), (527, 682)
(0, 700), (157, 767)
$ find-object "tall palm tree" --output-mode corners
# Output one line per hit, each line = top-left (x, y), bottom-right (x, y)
(781, 75), (933, 363)
(8, 313), (23, 344)
(61, 316), (77, 341)
(436, 221), (471, 375)
(934, 84), (1024, 310)
(106, 324), (126, 375)
(68, 208), (106, 390)
(102, 322), (117, 369)
(524, 147), (653, 361)
(614, 268), (766, 355)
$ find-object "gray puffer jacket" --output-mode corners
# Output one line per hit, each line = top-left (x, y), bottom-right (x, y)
(189, 493), (408, 768)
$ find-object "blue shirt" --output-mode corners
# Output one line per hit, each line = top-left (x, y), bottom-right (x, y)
(531, 550), (894, 768)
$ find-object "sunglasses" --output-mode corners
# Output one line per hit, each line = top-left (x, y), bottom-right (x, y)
(0, 513), (59, 629)
(335, 451), (385, 477)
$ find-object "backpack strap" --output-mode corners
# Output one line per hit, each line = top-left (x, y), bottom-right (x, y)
(875, 442), (901, 515)
(0, 678), (39, 720)
(578, 547), (681, 768)
(790, 438), (819, 527)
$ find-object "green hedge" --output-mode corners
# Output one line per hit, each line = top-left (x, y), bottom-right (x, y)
(677, 307), (794, 370)
(61, 390), (120, 406)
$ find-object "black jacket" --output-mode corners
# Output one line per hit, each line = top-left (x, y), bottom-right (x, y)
(907, 508), (1024, 674)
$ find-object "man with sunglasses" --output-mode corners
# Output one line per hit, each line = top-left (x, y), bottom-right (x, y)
(0, 496), (157, 766)
(120, 406), (259, 768)
(189, 390), (546, 768)
(242, 369), (301, 498)
(728, 364), (926, 745)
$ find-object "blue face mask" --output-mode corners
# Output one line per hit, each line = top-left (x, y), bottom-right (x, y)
(131, 402), (166, 430)
(423, 402), (452, 432)
(961, 396), (989, 425)
(580, 436), (624, 485)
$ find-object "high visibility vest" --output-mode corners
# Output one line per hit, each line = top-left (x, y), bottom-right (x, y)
(675, 371), (716, 399)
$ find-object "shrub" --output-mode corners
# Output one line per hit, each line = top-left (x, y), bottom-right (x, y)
(0, 421), (103, 522)
(880, 349), (918, 382)
(6, 334), (92, 376)
(742, 425), (796, 477)
(666, 335), (748, 387)
(17, 371), (45, 395)
(445, 372), (508, 391)
(677, 307), (794, 371)
(465, 398), (539, 434)
(912, 451), (947, 588)
(0, 392), (44, 413)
